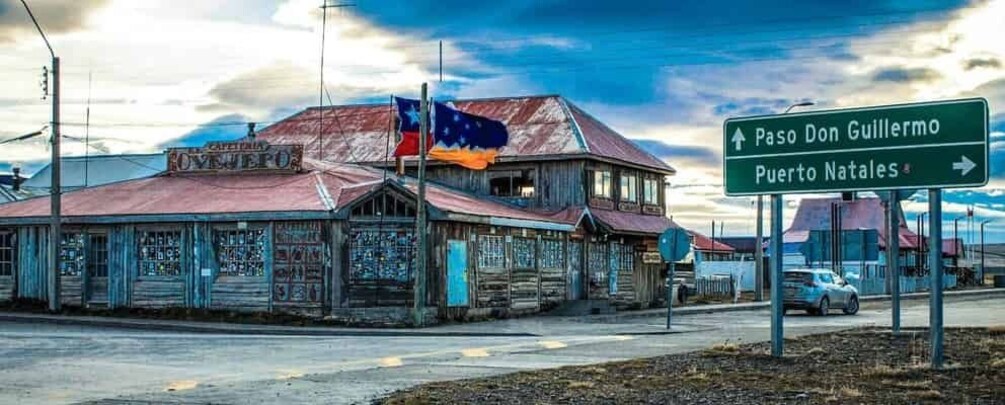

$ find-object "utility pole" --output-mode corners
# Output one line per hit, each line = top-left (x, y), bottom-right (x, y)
(21, 0), (60, 312)
(413, 83), (428, 327)
(886, 191), (901, 334)
(755, 101), (814, 302)
(981, 220), (992, 286)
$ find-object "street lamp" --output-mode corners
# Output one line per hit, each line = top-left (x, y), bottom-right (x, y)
(980, 219), (993, 286)
(755, 101), (815, 302)
(20, 0), (61, 312)
(784, 101), (815, 114)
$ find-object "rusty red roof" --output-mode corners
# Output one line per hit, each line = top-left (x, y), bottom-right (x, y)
(256, 95), (674, 174)
(785, 197), (919, 250)
(0, 159), (573, 230)
(589, 208), (678, 235)
(688, 231), (736, 252)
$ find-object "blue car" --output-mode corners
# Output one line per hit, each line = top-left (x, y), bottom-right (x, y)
(782, 269), (860, 316)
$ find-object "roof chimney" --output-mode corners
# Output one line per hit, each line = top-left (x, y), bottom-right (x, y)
(247, 122), (256, 141)
(11, 163), (22, 191)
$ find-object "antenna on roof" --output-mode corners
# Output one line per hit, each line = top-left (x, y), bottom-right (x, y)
(318, 0), (356, 162)
(84, 71), (92, 187)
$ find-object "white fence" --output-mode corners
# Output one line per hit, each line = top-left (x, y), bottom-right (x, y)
(695, 261), (755, 291)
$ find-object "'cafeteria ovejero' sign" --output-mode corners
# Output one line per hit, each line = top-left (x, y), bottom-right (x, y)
(167, 141), (304, 174)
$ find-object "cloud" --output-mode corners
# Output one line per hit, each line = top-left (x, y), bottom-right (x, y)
(632, 139), (719, 167)
(0, 0), (109, 43)
(963, 57), (1001, 70)
(159, 114), (250, 149)
(871, 67), (942, 83)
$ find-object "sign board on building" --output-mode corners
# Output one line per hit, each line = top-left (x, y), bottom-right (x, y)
(642, 251), (663, 264)
(723, 98), (989, 196)
(167, 141), (303, 174)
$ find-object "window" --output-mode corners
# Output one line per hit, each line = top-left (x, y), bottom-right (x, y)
(540, 239), (565, 269)
(87, 234), (109, 278)
(489, 169), (535, 198)
(592, 170), (612, 198)
(0, 232), (13, 277)
(214, 229), (266, 277)
(478, 235), (505, 268)
(513, 237), (536, 269)
(643, 178), (660, 205)
(620, 173), (638, 202)
(819, 273), (834, 284)
(60, 233), (86, 277)
(138, 230), (182, 277)
(349, 228), (415, 282)
(619, 244), (635, 273)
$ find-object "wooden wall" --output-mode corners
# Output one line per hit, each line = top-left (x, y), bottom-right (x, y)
(425, 160), (586, 209)
(0, 277), (12, 302)
(16, 226), (48, 300)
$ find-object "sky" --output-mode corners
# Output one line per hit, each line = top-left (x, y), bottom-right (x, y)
(0, 0), (1003, 242)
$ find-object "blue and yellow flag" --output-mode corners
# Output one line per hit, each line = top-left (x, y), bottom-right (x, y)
(430, 102), (509, 170)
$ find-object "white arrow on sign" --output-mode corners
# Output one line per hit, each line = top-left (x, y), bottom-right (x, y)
(731, 128), (746, 151)
(952, 155), (976, 176)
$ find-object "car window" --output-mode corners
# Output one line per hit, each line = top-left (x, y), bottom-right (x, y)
(784, 272), (812, 283)
(832, 274), (844, 285)
(819, 273), (834, 284)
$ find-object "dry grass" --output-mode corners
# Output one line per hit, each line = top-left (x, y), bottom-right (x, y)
(582, 367), (608, 375)
(804, 347), (826, 356)
(837, 387), (863, 398)
(884, 379), (932, 390)
(863, 364), (905, 378)
(567, 381), (596, 389)
(908, 389), (943, 400)
(707, 342), (740, 353)
(988, 325), (1005, 335)
(991, 358), (1005, 369)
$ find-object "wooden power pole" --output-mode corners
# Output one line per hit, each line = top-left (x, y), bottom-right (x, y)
(413, 83), (428, 327)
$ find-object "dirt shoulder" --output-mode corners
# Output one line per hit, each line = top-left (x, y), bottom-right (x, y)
(378, 327), (1005, 404)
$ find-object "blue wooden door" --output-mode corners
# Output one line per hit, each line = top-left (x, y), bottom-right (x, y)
(446, 240), (469, 307)
(568, 242), (583, 300)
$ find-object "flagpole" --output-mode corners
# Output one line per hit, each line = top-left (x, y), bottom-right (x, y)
(413, 83), (428, 327)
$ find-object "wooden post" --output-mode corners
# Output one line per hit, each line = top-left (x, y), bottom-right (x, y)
(413, 83), (428, 327)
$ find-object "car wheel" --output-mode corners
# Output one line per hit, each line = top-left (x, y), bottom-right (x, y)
(843, 295), (859, 315)
(818, 297), (829, 316)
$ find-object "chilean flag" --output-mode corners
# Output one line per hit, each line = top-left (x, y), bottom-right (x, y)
(392, 97), (433, 157)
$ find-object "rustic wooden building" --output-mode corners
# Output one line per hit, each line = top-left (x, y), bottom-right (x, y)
(257, 95), (679, 310)
(0, 140), (583, 323)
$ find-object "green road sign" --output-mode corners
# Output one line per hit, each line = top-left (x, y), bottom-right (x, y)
(723, 98), (989, 196)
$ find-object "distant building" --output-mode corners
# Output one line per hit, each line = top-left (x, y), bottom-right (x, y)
(783, 197), (921, 270)
(688, 231), (736, 262)
(18, 153), (166, 197)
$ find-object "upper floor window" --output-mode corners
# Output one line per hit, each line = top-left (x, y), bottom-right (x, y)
(592, 170), (612, 198)
(489, 169), (535, 198)
(620, 173), (638, 203)
(643, 178), (660, 205)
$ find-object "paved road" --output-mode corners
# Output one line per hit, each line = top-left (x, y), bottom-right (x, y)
(1, 296), (1002, 404)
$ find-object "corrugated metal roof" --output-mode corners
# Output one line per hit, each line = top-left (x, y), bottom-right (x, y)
(256, 95), (674, 173)
(22, 153), (166, 190)
(590, 208), (677, 235)
(0, 158), (573, 230)
(943, 238), (964, 257)
(786, 197), (919, 249)
(688, 231), (737, 252)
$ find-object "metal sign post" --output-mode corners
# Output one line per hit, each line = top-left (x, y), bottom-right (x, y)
(886, 191), (901, 334)
(928, 189), (944, 368)
(659, 228), (691, 330)
(770, 195), (784, 357)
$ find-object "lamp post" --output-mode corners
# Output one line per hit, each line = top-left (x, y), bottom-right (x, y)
(980, 220), (993, 286)
(755, 101), (813, 302)
(20, 0), (61, 312)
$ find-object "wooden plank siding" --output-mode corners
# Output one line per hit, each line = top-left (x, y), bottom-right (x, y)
(107, 225), (135, 308)
(0, 277), (13, 302)
(59, 275), (84, 306)
(210, 277), (270, 311)
(425, 160), (586, 209)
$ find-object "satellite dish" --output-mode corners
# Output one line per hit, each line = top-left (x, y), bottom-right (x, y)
(658, 227), (690, 262)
